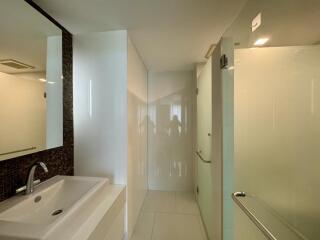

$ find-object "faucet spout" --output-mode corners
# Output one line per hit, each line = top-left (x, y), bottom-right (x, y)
(25, 162), (48, 195)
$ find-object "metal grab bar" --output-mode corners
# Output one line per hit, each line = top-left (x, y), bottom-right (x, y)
(232, 192), (305, 240)
(232, 192), (277, 240)
(0, 147), (36, 156)
(196, 151), (211, 163)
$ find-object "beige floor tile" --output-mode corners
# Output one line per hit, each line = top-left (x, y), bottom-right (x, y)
(152, 213), (205, 240)
(133, 191), (207, 240)
(142, 191), (175, 213)
(175, 191), (200, 215)
(130, 212), (154, 240)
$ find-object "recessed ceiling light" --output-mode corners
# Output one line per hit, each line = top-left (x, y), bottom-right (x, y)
(39, 78), (46, 82)
(254, 38), (269, 46)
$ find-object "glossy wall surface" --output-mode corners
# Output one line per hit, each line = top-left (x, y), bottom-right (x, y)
(235, 45), (320, 240)
(74, 31), (149, 238)
(148, 71), (195, 191)
(127, 38), (148, 238)
(74, 31), (128, 184)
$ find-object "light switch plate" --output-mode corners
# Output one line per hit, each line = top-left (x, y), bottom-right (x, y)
(252, 13), (262, 32)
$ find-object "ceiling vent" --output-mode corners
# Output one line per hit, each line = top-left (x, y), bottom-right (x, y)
(0, 59), (34, 70)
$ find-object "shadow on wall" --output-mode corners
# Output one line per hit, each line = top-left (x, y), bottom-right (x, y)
(148, 71), (195, 191)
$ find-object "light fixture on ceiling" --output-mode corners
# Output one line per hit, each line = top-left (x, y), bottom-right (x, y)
(254, 38), (269, 46)
(39, 78), (46, 82)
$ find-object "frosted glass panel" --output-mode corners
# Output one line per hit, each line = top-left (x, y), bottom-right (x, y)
(196, 59), (214, 240)
(235, 207), (268, 240)
(197, 59), (212, 162)
(224, 0), (320, 239)
(235, 45), (320, 239)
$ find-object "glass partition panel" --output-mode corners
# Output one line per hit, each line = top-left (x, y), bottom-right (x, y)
(223, 0), (320, 239)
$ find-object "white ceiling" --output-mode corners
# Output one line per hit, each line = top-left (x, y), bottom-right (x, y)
(34, 0), (246, 71)
(225, 0), (320, 49)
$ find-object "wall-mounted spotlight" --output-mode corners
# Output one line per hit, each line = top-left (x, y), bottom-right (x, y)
(254, 38), (269, 46)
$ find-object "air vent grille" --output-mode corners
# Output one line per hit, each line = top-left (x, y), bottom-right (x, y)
(0, 59), (34, 70)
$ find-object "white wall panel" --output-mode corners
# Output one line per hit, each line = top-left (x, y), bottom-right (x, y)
(148, 71), (195, 191)
(74, 31), (149, 239)
(127, 38), (148, 238)
(74, 31), (128, 184)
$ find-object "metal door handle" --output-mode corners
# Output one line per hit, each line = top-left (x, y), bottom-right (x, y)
(196, 151), (211, 163)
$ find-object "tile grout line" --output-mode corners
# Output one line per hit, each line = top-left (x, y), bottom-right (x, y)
(197, 213), (208, 240)
(142, 190), (201, 216)
(150, 211), (156, 240)
(145, 210), (200, 216)
(139, 191), (204, 240)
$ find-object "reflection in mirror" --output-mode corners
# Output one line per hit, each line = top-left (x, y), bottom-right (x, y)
(0, 0), (63, 161)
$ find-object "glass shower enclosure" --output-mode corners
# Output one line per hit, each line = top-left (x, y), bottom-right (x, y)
(223, 0), (320, 239)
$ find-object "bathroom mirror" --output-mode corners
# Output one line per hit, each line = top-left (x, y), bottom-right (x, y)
(0, 0), (63, 161)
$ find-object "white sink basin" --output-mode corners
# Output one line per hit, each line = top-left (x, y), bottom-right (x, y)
(0, 176), (110, 240)
(0, 176), (107, 225)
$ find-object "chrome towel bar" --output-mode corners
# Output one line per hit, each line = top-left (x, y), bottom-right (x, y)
(16, 179), (40, 194)
(232, 192), (305, 240)
(232, 192), (277, 240)
(0, 146), (36, 156)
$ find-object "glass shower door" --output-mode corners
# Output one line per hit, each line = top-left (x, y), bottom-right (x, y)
(196, 57), (214, 240)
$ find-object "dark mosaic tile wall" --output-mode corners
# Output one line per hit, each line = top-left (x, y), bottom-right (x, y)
(0, 30), (73, 201)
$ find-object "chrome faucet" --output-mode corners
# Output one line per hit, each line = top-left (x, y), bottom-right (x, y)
(25, 162), (48, 195)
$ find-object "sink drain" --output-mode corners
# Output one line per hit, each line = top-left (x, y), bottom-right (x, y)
(34, 196), (41, 203)
(51, 209), (63, 216)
